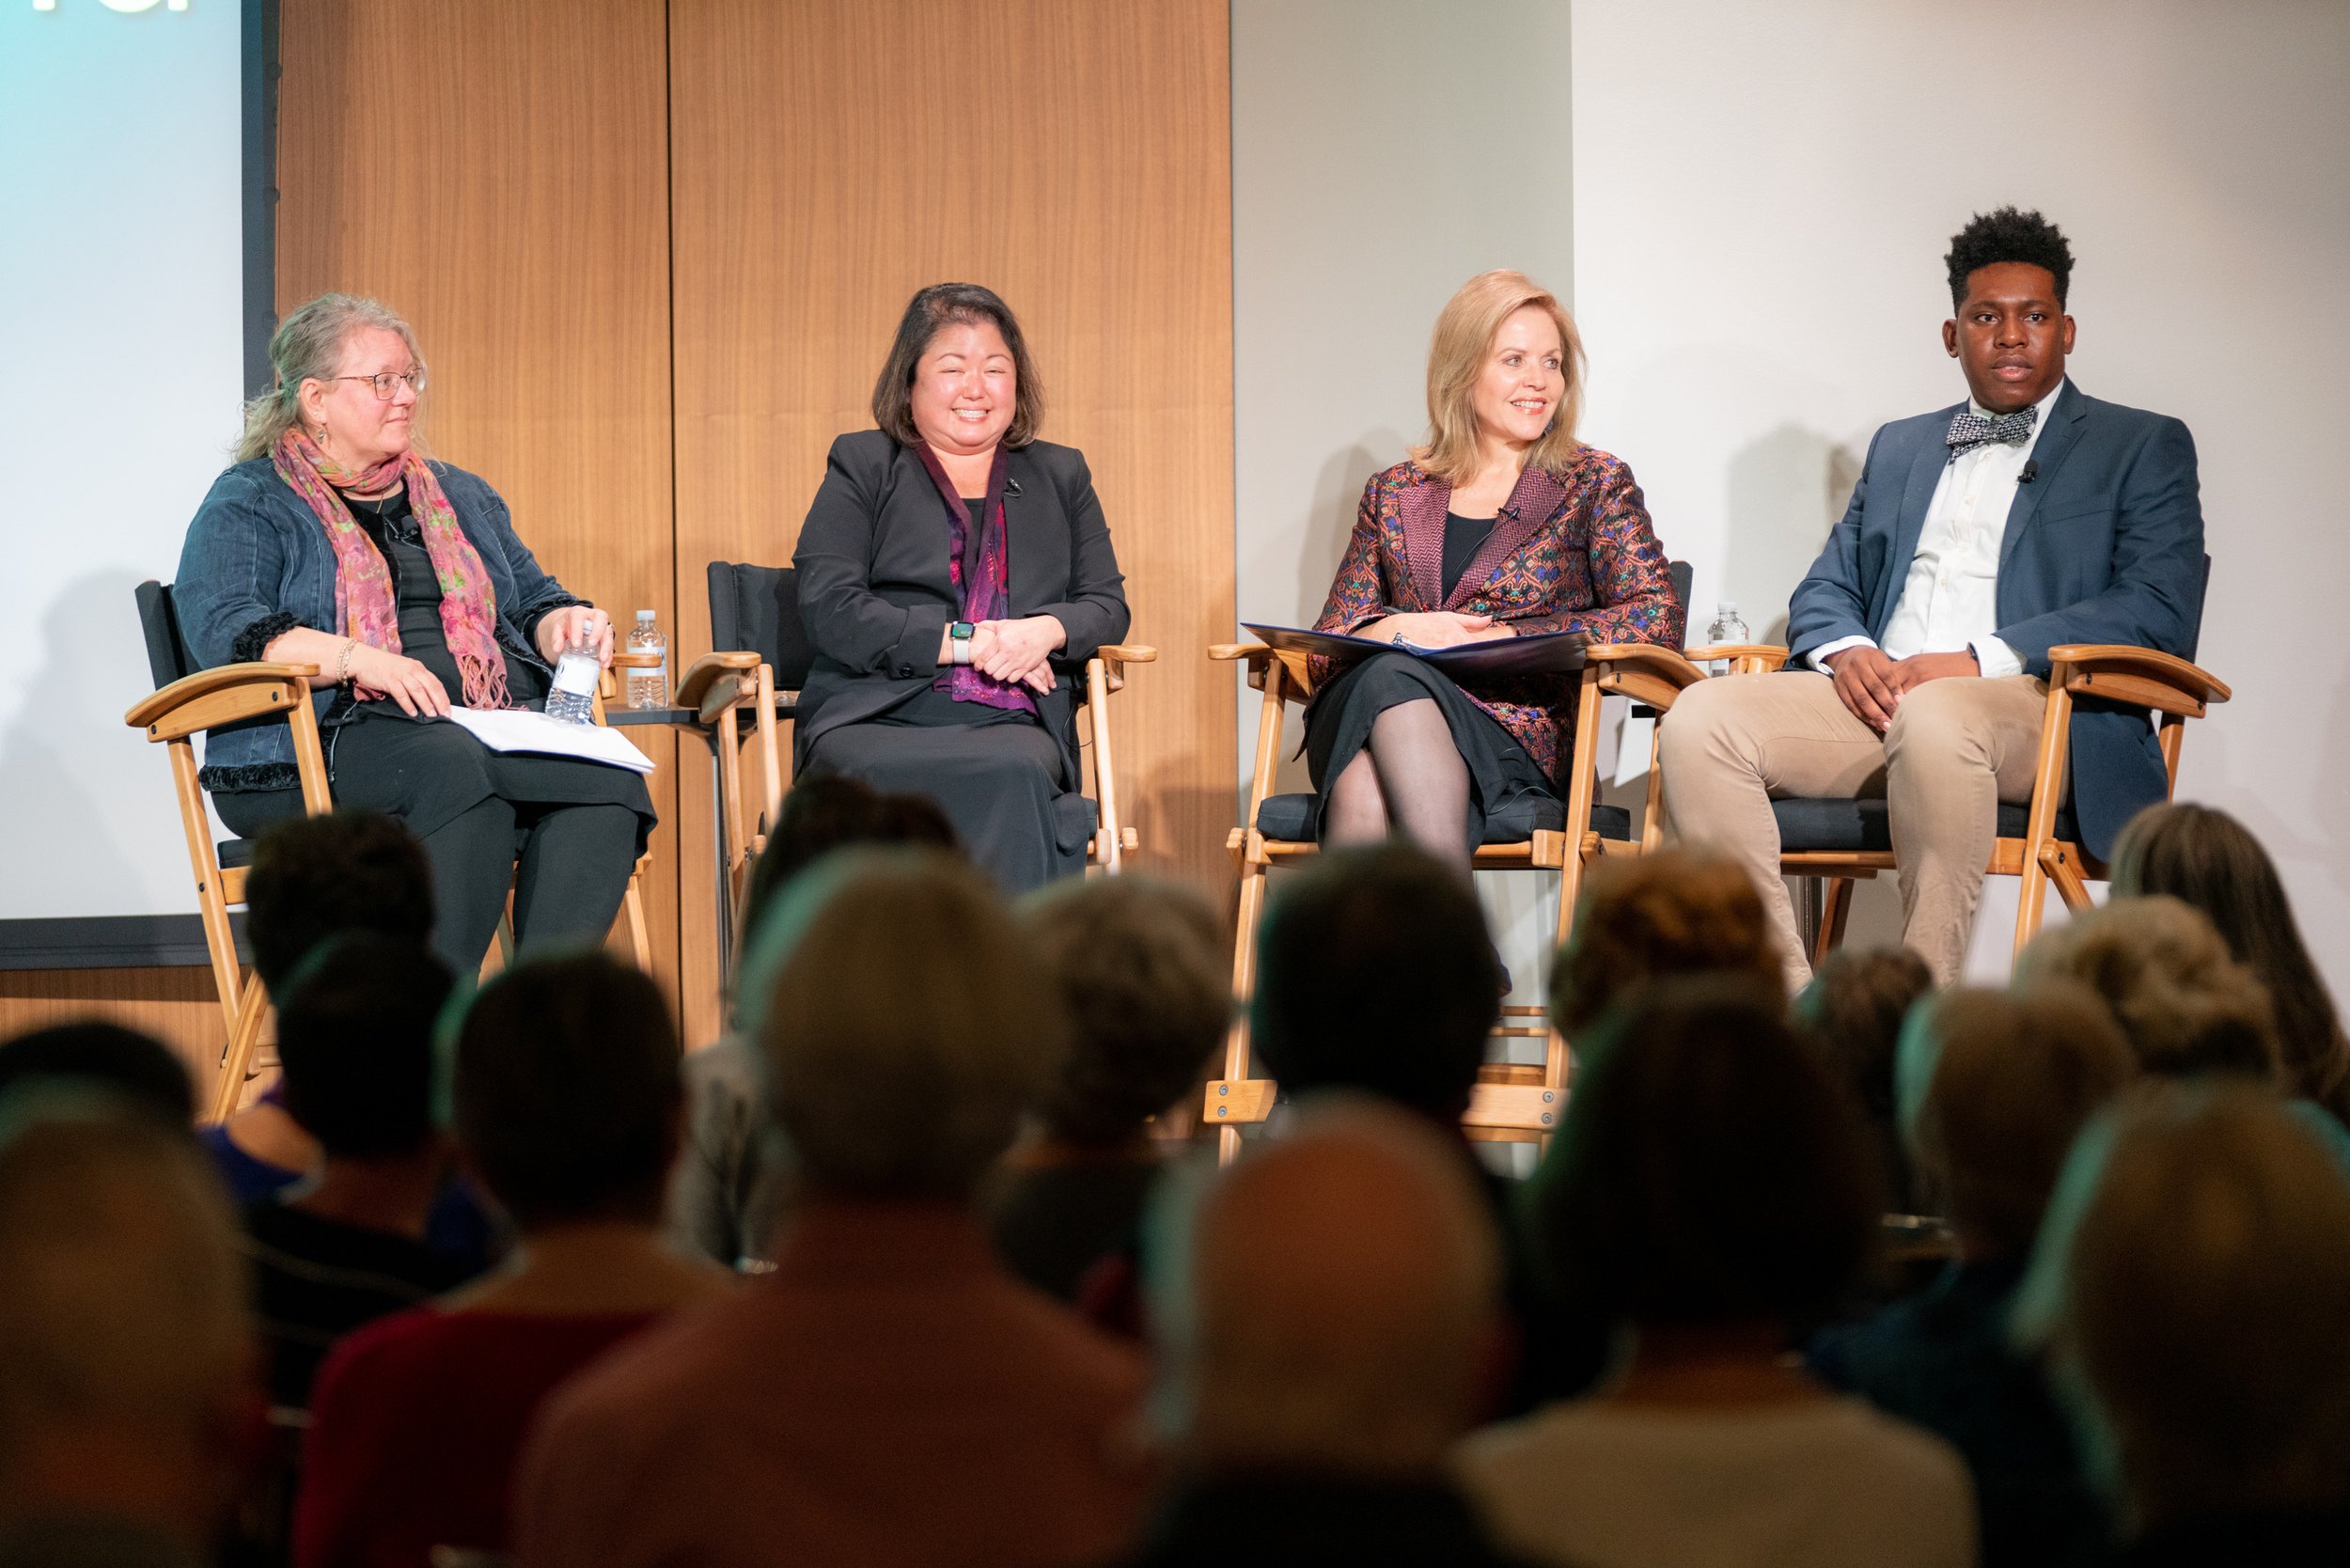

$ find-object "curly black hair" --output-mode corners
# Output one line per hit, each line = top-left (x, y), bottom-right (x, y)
(1945, 207), (2074, 309)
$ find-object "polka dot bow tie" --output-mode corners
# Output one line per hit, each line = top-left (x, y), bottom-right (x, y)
(1945, 405), (2038, 459)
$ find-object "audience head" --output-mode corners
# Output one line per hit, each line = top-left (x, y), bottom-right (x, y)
(0, 1091), (251, 1539)
(1251, 842), (1499, 1121)
(1149, 1099), (1503, 1477)
(448, 952), (682, 1231)
(1528, 977), (1881, 1339)
(738, 849), (1064, 1201)
(2014, 895), (2280, 1085)
(738, 776), (960, 966)
(243, 809), (433, 995)
(1794, 945), (1935, 1202)
(2014, 1083), (2350, 1532)
(274, 932), (453, 1161)
(1895, 983), (2136, 1262)
(2112, 802), (2350, 1121)
(871, 281), (1044, 452)
(1418, 268), (1585, 483)
(1550, 850), (1784, 1039)
(1015, 876), (1229, 1148)
(0, 1023), (193, 1128)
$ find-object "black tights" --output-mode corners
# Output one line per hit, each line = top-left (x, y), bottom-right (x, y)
(421, 798), (640, 977)
(1323, 698), (1475, 870)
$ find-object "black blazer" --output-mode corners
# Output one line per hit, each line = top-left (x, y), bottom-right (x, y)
(791, 430), (1131, 782)
(1786, 383), (2207, 860)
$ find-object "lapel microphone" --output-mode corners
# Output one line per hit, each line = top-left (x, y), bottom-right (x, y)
(1004, 477), (1023, 497)
(2018, 460), (2039, 484)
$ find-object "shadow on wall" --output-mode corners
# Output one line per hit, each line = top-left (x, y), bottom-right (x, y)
(1721, 423), (1865, 643)
(1292, 437), (1405, 624)
(0, 571), (163, 916)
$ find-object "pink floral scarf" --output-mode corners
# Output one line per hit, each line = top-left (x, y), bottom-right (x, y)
(271, 430), (513, 709)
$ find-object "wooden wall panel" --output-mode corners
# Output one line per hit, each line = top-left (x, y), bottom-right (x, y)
(668, 0), (1236, 1041)
(0, 969), (228, 1090)
(274, 0), (684, 1010)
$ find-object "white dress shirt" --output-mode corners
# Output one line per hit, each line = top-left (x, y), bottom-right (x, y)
(1810, 377), (2067, 677)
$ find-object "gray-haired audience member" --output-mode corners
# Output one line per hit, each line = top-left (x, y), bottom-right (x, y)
(1120, 1100), (1532, 1566)
(665, 775), (959, 1268)
(2013, 1083), (2350, 1563)
(1810, 984), (2137, 1568)
(1460, 978), (1975, 1568)
(990, 874), (1229, 1307)
(0, 1093), (255, 1568)
(518, 850), (1145, 1568)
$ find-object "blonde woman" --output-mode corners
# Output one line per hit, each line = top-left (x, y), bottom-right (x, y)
(1305, 270), (1681, 866)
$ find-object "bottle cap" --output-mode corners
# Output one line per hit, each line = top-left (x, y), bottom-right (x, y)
(635, 609), (656, 620)
(1717, 601), (1738, 615)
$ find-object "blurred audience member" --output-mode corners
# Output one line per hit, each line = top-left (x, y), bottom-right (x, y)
(1461, 979), (1973, 1568)
(991, 875), (1227, 1310)
(1122, 1101), (1530, 1566)
(203, 809), (436, 1206)
(2111, 802), (2350, 1126)
(242, 933), (473, 1414)
(667, 776), (960, 1268)
(2013, 1084), (2350, 1564)
(295, 953), (730, 1568)
(1794, 946), (1935, 1211)
(0, 1092), (256, 1566)
(0, 1021), (194, 1126)
(518, 850), (1144, 1568)
(1811, 984), (2135, 1568)
(1548, 849), (1786, 1040)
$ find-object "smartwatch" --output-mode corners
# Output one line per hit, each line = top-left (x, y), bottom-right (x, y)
(950, 620), (977, 666)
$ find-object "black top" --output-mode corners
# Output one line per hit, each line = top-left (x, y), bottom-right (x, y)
(241, 1200), (480, 1410)
(1442, 510), (1498, 600)
(349, 488), (547, 709)
(1119, 1474), (1541, 1567)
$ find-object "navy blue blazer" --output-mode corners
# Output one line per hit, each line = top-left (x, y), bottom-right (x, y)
(1785, 382), (2206, 860)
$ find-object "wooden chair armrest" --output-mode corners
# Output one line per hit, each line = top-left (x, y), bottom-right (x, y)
(125, 663), (321, 735)
(2048, 645), (2232, 715)
(1096, 643), (1156, 664)
(1208, 641), (1273, 665)
(676, 651), (762, 711)
(1683, 643), (1792, 673)
(1585, 643), (1709, 713)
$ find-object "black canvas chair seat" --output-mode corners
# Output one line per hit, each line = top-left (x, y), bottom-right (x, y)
(216, 838), (256, 870)
(1772, 795), (2080, 855)
(1254, 792), (1631, 846)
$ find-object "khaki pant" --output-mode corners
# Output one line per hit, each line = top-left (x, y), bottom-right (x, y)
(1656, 671), (2048, 990)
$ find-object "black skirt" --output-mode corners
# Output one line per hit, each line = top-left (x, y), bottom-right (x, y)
(1303, 651), (1556, 852)
(802, 685), (1086, 895)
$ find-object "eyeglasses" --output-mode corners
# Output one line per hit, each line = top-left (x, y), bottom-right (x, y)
(328, 367), (428, 400)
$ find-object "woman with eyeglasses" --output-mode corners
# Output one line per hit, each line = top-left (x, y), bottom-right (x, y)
(174, 292), (653, 977)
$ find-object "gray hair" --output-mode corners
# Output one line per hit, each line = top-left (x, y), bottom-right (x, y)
(233, 292), (424, 463)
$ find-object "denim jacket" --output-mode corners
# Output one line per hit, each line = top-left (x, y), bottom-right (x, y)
(173, 457), (583, 792)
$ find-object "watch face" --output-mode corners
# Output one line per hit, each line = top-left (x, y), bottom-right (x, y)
(952, 621), (977, 639)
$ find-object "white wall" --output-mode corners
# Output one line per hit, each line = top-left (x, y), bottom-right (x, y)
(1570, 0), (2350, 988)
(0, 0), (247, 921)
(1231, 0), (1580, 1006)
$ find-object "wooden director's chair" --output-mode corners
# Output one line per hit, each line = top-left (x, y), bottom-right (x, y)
(128, 581), (656, 1122)
(1692, 637), (2232, 966)
(686, 560), (1157, 940)
(1205, 563), (1699, 1161)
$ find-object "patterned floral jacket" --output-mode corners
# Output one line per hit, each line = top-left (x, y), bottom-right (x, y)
(1309, 450), (1684, 787)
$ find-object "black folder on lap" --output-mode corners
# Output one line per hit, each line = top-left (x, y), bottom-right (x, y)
(1242, 623), (1590, 680)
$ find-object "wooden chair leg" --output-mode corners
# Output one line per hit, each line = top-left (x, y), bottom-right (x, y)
(619, 867), (652, 970)
(206, 971), (272, 1124)
(1815, 876), (1856, 966)
(1217, 854), (1272, 1166)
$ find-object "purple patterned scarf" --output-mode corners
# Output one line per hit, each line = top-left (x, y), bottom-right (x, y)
(913, 442), (1036, 714)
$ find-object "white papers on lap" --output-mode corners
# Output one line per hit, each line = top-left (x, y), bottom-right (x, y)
(444, 708), (655, 774)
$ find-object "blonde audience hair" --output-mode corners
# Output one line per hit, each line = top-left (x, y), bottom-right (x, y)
(1549, 850), (1784, 1037)
(0, 1093), (248, 1485)
(2013, 1083), (2350, 1529)
(235, 293), (426, 463)
(1414, 269), (1586, 484)
(734, 848), (1067, 1200)
(1896, 983), (2137, 1259)
(2013, 895), (2280, 1084)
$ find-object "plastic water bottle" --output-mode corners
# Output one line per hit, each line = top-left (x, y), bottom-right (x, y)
(545, 633), (600, 724)
(625, 609), (668, 709)
(1703, 601), (1748, 677)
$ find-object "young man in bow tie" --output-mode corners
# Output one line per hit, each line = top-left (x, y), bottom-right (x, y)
(1661, 208), (2206, 989)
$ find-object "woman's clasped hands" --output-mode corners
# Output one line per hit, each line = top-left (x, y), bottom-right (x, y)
(1361, 610), (1518, 650)
(947, 614), (1065, 694)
